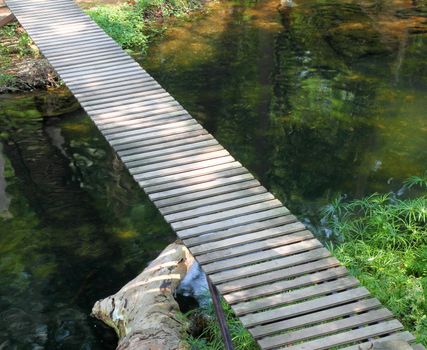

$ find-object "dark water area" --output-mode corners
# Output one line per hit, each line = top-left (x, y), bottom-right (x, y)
(1, 0), (427, 348)
(0, 92), (174, 348)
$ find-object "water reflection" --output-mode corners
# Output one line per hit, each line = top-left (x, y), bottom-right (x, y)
(143, 0), (427, 231)
(0, 92), (174, 348)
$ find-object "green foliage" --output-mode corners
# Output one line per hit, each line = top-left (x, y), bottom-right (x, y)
(324, 176), (427, 346)
(86, 4), (148, 50)
(86, 0), (203, 53)
(185, 300), (259, 350)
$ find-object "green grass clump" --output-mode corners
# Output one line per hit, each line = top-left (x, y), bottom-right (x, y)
(185, 299), (259, 350)
(324, 173), (427, 346)
(86, 4), (148, 51)
(86, 0), (203, 53)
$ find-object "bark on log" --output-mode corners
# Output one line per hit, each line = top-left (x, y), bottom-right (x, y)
(92, 241), (194, 350)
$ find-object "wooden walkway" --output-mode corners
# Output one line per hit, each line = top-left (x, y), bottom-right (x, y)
(5, 1), (425, 349)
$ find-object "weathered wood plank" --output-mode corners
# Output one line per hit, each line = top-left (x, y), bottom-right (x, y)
(233, 276), (359, 316)
(184, 215), (298, 246)
(165, 192), (274, 223)
(223, 265), (347, 304)
(196, 229), (312, 264)
(250, 298), (382, 338)
(339, 332), (415, 350)
(202, 238), (322, 274)
(240, 287), (371, 328)
(177, 206), (291, 239)
(260, 308), (394, 350)
(171, 199), (282, 230)
(191, 220), (303, 256)
(280, 320), (403, 350)
(209, 248), (331, 285)
(127, 146), (226, 171)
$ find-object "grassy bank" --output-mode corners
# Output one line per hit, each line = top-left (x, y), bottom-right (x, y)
(325, 174), (427, 346)
(0, 0), (205, 92)
(85, 0), (205, 52)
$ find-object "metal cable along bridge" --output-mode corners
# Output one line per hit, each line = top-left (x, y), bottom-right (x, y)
(5, 0), (426, 349)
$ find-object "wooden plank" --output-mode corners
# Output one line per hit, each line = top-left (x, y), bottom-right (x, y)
(171, 199), (282, 230)
(144, 166), (250, 195)
(177, 206), (291, 239)
(339, 332), (415, 350)
(115, 129), (209, 153)
(126, 146), (226, 170)
(121, 139), (218, 163)
(140, 161), (246, 190)
(73, 79), (158, 97)
(196, 229), (312, 264)
(250, 298), (382, 338)
(135, 155), (236, 181)
(202, 238), (321, 274)
(280, 320), (403, 350)
(110, 123), (202, 148)
(55, 58), (141, 75)
(104, 114), (192, 135)
(240, 287), (371, 328)
(87, 94), (175, 115)
(0, 13), (15, 27)
(85, 91), (170, 111)
(84, 88), (167, 109)
(191, 220), (302, 256)
(99, 110), (187, 131)
(209, 248), (331, 284)
(160, 186), (267, 215)
(184, 215), (298, 246)
(97, 106), (186, 126)
(260, 308), (394, 350)
(100, 109), (190, 134)
(222, 265), (347, 304)
(165, 192), (275, 223)
(232, 276), (359, 316)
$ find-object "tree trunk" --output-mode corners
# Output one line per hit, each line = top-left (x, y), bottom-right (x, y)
(92, 241), (194, 350)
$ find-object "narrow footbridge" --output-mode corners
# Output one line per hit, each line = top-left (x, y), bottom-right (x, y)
(5, 1), (425, 349)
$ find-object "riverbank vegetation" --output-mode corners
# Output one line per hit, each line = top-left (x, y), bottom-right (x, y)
(86, 0), (205, 51)
(324, 174), (427, 346)
(0, 0), (206, 92)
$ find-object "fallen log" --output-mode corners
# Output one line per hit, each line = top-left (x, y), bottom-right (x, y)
(92, 241), (194, 350)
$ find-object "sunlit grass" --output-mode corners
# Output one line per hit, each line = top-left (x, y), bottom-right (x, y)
(184, 298), (259, 350)
(324, 173), (427, 346)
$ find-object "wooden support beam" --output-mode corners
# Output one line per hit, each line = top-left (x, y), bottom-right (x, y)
(0, 13), (15, 27)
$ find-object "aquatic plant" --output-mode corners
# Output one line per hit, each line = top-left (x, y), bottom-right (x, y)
(324, 175), (427, 346)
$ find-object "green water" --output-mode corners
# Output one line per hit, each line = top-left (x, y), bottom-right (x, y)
(1, 0), (427, 348)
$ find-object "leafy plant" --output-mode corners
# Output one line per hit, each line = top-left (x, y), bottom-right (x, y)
(324, 174), (427, 346)
(184, 298), (259, 350)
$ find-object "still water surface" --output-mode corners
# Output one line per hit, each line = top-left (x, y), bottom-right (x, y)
(0, 0), (426, 348)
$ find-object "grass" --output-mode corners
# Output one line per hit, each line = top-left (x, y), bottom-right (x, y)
(184, 298), (259, 350)
(86, 0), (205, 53)
(324, 173), (427, 346)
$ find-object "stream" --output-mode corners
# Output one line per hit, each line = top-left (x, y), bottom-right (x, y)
(1, 0), (426, 348)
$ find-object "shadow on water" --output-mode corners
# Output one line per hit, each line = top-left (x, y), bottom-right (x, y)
(0, 0), (427, 348)
(142, 0), (427, 237)
(0, 91), (175, 348)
